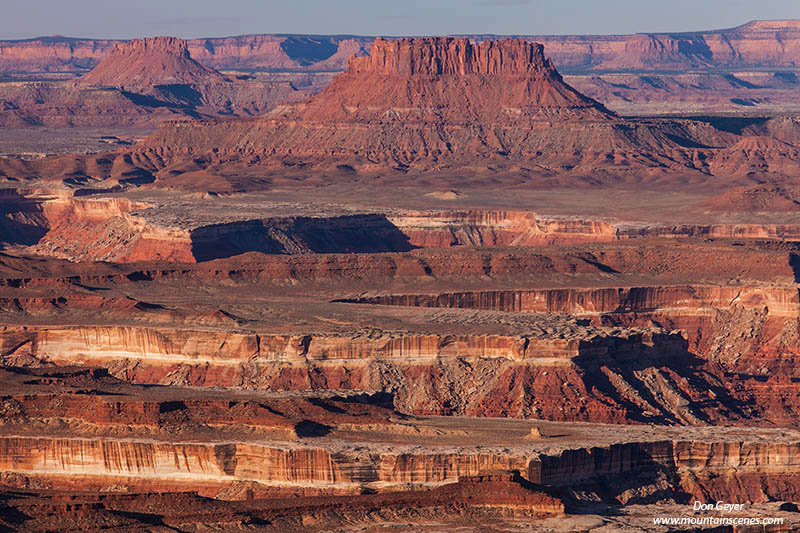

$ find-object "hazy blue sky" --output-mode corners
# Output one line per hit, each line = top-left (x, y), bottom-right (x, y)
(3, 0), (800, 40)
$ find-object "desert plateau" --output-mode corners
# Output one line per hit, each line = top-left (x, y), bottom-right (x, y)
(4, 2), (800, 531)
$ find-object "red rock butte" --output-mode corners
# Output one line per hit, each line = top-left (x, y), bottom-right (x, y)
(349, 37), (556, 76)
(296, 36), (612, 123)
(78, 35), (226, 90)
(137, 36), (653, 176)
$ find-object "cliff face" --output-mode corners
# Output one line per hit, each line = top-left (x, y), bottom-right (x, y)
(3, 431), (800, 514)
(347, 285), (800, 316)
(0, 37), (117, 73)
(0, 436), (533, 489)
(5, 435), (800, 501)
(0, 323), (759, 424)
(534, 440), (800, 503)
(348, 37), (554, 76)
(0, 35), (369, 74)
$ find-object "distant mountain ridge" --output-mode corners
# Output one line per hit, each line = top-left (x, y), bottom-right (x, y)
(1, 20), (800, 74)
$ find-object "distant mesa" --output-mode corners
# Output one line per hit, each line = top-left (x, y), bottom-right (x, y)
(78, 36), (227, 91)
(4, 34), (800, 188)
(137, 37), (718, 179)
(732, 19), (800, 32)
(0, 35), (312, 129)
(296, 36), (614, 123)
(349, 36), (562, 76)
(3, 20), (800, 75)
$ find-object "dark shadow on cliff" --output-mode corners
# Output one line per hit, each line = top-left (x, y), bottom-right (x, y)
(153, 84), (204, 107)
(330, 391), (395, 409)
(572, 331), (749, 425)
(674, 115), (769, 135)
(121, 87), (203, 118)
(0, 190), (47, 247)
(789, 252), (800, 283)
(294, 419), (333, 437)
(279, 36), (339, 66)
(190, 214), (416, 262)
(539, 442), (693, 514)
(0, 491), (33, 526)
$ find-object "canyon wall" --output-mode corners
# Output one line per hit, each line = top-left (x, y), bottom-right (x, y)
(0, 436), (530, 491)
(2, 434), (800, 505)
(0, 35), (369, 74)
(345, 284), (800, 377)
(0, 323), (755, 424)
(535, 440), (800, 503)
(3, 21), (800, 74)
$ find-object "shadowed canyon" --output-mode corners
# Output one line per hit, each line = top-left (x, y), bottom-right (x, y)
(3, 14), (800, 533)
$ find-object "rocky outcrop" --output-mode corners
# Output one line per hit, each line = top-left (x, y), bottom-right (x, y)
(136, 37), (733, 178)
(0, 36), (314, 129)
(77, 37), (226, 91)
(260, 36), (612, 123)
(348, 37), (558, 76)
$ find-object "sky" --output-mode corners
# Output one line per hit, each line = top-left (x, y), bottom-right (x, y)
(2, 0), (800, 40)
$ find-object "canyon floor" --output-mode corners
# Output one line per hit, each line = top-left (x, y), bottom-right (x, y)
(3, 185), (800, 530)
